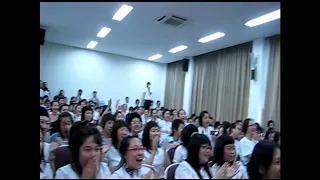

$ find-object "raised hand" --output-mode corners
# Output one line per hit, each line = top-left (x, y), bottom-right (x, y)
(141, 170), (153, 179)
(82, 157), (98, 179)
(226, 163), (240, 179)
(213, 162), (228, 179)
(152, 136), (159, 151)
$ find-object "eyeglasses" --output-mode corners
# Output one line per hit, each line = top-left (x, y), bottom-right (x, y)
(127, 147), (146, 152)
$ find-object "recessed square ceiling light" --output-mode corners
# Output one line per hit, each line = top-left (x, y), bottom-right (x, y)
(112, 5), (133, 21)
(87, 41), (98, 49)
(148, 54), (163, 61)
(168, 45), (188, 53)
(245, 9), (280, 27)
(97, 27), (112, 38)
(198, 32), (225, 43)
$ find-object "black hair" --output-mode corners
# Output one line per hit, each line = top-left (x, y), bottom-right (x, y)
(156, 100), (160, 103)
(100, 113), (116, 129)
(213, 121), (221, 129)
(170, 119), (184, 136)
(198, 110), (209, 127)
(59, 104), (69, 112)
(129, 106), (133, 111)
(111, 121), (129, 149)
(78, 89), (83, 92)
(273, 132), (280, 146)
(162, 109), (170, 117)
(69, 121), (102, 176)
(81, 106), (93, 121)
(247, 140), (279, 179)
(242, 118), (253, 134)
(127, 113), (142, 130)
(186, 134), (212, 179)
(267, 120), (274, 127)
(222, 121), (231, 135)
(50, 112), (74, 139)
(236, 120), (242, 124)
(119, 135), (140, 163)
(142, 121), (159, 151)
(40, 106), (49, 117)
(181, 124), (198, 147)
(146, 82), (151, 86)
(93, 91), (97, 93)
(53, 96), (59, 101)
(51, 100), (59, 106)
(212, 135), (235, 166)
(177, 109), (185, 117)
(135, 99), (140, 103)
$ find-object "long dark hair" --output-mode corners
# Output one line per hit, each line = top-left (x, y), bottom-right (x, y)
(142, 121), (159, 151)
(81, 106), (93, 121)
(212, 135), (235, 166)
(50, 112), (73, 139)
(69, 121), (102, 176)
(247, 140), (279, 179)
(186, 134), (212, 179)
(110, 121), (128, 149)
(170, 119), (184, 136)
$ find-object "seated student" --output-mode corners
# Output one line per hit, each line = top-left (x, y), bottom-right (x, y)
(142, 121), (171, 178)
(247, 140), (280, 179)
(175, 133), (238, 179)
(50, 112), (73, 145)
(210, 135), (248, 179)
(165, 119), (184, 147)
(173, 124), (198, 163)
(111, 136), (160, 179)
(40, 106), (51, 143)
(99, 113), (115, 146)
(103, 120), (129, 172)
(40, 126), (53, 179)
(55, 121), (111, 179)
(127, 112), (143, 139)
(157, 109), (172, 142)
(239, 118), (257, 165)
(197, 111), (215, 146)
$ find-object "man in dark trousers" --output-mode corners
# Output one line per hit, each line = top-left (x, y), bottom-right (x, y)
(143, 82), (152, 110)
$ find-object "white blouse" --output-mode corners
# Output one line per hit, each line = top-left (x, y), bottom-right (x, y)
(158, 119), (172, 140)
(175, 161), (211, 179)
(111, 164), (154, 179)
(198, 126), (214, 146)
(143, 148), (166, 177)
(55, 163), (111, 179)
(210, 162), (248, 179)
(172, 145), (188, 163)
(104, 146), (122, 172)
(40, 162), (53, 179)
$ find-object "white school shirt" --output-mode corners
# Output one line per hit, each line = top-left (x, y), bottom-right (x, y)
(175, 161), (211, 179)
(43, 142), (50, 162)
(239, 137), (257, 165)
(111, 164), (154, 179)
(104, 146), (122, 172)
(198, 126), (215, 146)
(143, 148), (166, 178)
(234, 139), (242, 161)
(144, 88), (152, 100)
(55, 163), (111, 179)
(158, 119), (172, 141)
(40, 162), (53, 179)
(172, 145), (188, 163)
(210, 162), (248, 179)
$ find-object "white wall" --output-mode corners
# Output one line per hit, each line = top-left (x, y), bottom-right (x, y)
(248, 38), (270, 125)
(182, 57), (195, 116)
(40, 42), (167, 105)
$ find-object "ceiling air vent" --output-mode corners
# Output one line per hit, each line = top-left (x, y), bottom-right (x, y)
(157, 14), (188, 27)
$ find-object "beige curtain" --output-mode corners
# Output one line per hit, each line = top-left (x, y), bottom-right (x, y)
(164, 61), (186, 109)
(262, 35), (281, 131)
(191, 43), (251, 122)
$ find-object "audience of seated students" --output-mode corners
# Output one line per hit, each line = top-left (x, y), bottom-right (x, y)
(40, 82), (280, 179)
